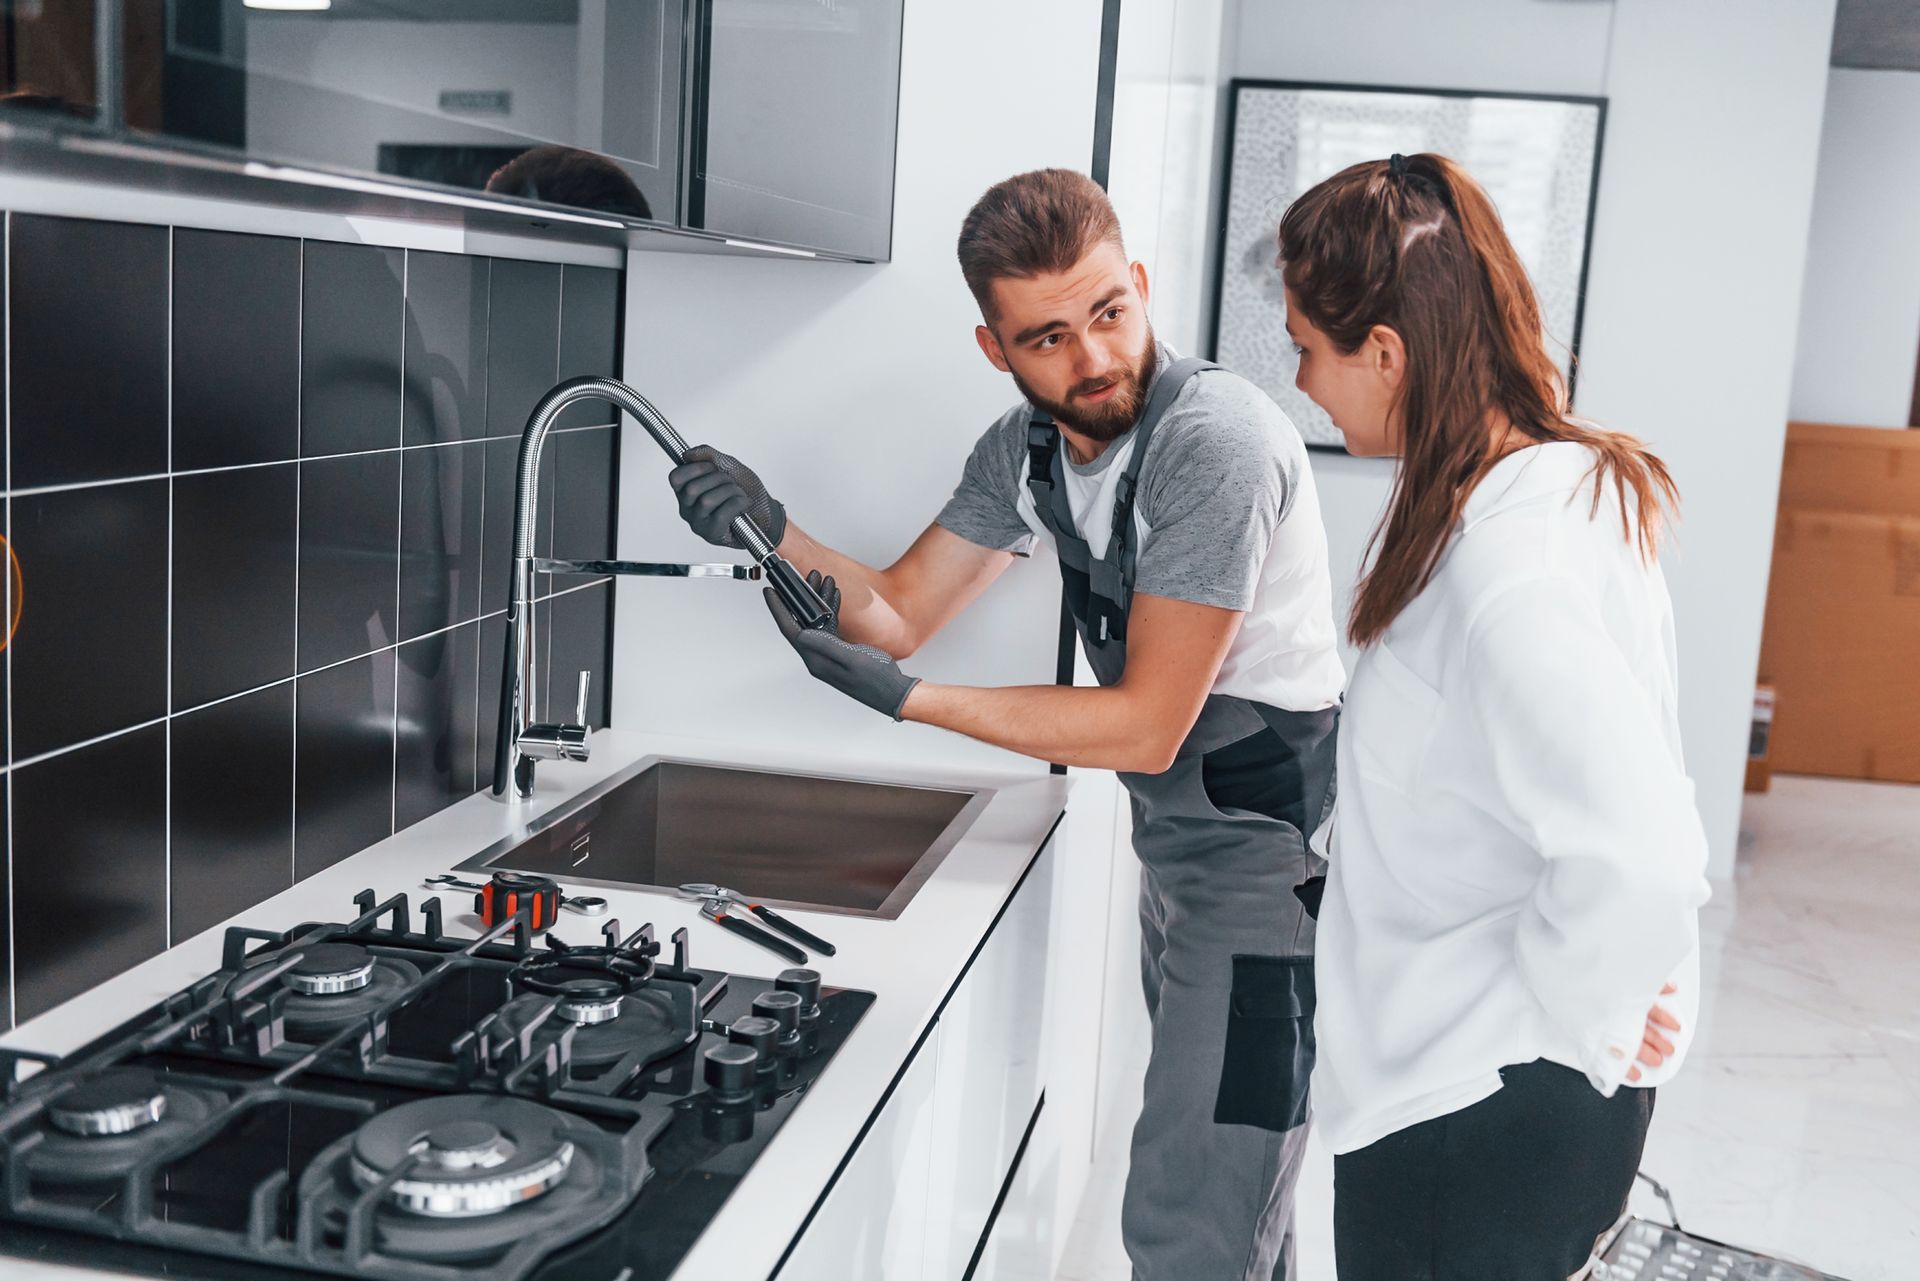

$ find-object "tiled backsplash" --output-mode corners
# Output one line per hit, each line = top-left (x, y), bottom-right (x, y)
(0, 212), (623, 1027)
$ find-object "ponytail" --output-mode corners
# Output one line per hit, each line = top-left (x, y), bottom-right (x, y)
(1278, 153), (1677, 647)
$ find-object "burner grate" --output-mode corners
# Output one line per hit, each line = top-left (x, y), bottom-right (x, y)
(0, 885), (871, 1281)
(0, 889), (697, 1280)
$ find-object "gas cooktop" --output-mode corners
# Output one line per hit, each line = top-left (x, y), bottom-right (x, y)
(0, 887), (873, 1280)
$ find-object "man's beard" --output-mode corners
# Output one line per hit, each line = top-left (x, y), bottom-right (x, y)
(1012, 330), (1158, 443)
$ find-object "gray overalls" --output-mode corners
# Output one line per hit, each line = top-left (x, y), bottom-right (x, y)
(1026, 357), (1336, 1280)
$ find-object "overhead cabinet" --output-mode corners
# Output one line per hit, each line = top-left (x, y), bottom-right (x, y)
(1, 0), (902, 262)
(684, 0), (903, 260)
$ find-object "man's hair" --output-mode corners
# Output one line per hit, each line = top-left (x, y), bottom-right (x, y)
(486, 145), (653, 220)
(957, 168), (1123, 323)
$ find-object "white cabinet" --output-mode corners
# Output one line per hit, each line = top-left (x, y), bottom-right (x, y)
(921, 836), (1058, 1278)
(777, 1023), (942, 1281)
(775, 831), (1063, 1280)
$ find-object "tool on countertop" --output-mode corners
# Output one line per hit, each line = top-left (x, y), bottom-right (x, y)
(676, 883), (828, 966)
(678, 882), (837, 957)
(422, 871), (607, 930)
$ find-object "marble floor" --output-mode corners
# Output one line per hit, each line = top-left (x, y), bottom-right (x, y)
(1053, 775), (1920, 1281)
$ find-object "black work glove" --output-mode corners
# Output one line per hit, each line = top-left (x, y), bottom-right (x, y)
(667, 444), (787, 550)
(764, 572), (920, 721)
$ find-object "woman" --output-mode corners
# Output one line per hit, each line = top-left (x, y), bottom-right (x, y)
(1278, 153), (1711, 1279)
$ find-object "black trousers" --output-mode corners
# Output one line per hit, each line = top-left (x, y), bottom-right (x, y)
(1333, 1059), (1654, 1281)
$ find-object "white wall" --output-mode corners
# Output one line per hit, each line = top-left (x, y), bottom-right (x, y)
(1229, 0), (1612, 96)
(1789, 68), (1920, 428)
(1574, 0), (1835, 877)
(611, 0), (1101, 772)
(1225, 0), (1837, 878)
(612, 2), (1112, 1262)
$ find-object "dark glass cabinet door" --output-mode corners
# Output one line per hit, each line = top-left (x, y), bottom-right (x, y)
(685, 0), (903, 261)
(123, 0), (684, 227)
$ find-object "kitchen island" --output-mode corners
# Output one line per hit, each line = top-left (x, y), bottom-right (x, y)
(0, 728), (1073, 1281)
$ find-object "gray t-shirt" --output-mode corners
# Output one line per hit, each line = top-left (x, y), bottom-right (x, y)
(936, 349), (1346, 710)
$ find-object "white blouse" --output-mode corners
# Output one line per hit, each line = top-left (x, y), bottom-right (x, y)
(1312, 442), (1712, 1156)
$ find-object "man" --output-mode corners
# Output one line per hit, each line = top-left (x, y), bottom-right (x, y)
(668, 169), (1344, 1279)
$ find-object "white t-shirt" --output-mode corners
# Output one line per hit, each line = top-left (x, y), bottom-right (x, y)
(1312, 441), (1712, 1154)
(936, 351), (1345, 714)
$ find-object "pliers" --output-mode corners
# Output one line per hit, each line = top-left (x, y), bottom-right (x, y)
(676, 882), (837, 966)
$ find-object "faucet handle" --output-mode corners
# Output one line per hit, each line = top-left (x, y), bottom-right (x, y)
(574, 670), (592, 728)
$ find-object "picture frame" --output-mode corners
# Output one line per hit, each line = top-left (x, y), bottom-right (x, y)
(1209, 79), (1608, 452)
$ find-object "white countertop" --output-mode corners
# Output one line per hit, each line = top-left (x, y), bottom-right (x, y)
(0, 728), (1072, 1281)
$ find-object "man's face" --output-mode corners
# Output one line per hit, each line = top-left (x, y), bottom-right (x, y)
(975, 242), (1156, 443)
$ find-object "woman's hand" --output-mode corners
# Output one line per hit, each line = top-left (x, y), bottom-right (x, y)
(1622, 982), (1681, 1084)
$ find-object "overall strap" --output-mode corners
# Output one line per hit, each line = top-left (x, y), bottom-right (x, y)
(1025, 356), (1220, 642)
(1098, 357), (1218, 621)
(1024, 409), (1088, 569)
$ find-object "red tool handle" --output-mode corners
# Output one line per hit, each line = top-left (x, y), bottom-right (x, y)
(476, 871), (563, 931)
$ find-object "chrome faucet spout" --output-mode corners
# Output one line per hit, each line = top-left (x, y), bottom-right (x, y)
(491, 376), (825, 802)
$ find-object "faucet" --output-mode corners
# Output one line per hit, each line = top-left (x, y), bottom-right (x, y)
(492, 375), (833, 802)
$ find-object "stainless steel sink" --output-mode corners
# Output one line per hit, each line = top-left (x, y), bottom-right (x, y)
(456, 757), (990, 919)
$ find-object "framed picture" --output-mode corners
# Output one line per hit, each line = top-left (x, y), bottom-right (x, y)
(1209, 80), (1607, 451)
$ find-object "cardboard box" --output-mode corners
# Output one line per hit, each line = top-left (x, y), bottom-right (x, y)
(1759, 425), (1920, 783)
(1776, 422), (1920, 519)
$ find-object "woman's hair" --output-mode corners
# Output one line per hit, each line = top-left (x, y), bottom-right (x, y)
(1277, 153), (1677, 647)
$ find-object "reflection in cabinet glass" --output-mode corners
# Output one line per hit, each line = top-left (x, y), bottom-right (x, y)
(121, 0), (684, 225)
(685, 0), (904, 260)
(5, 1), (905, 261)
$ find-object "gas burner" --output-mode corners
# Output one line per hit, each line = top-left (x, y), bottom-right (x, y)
(304, 1094), (640, 1263)
(350, 1098), (576, 1217)
(286, 941), (378, 995)
(26, 1067), (226, 1186)
(495, 987), (697, 1070)
(48, 1067), (168, 1136)
(502, 945), (699, 1071)
(251, 942), (421, 1043)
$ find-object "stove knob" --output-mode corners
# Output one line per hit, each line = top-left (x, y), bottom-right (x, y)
(751, 990), (804, 1051)
(727, 1015), (781, 1072)
(703, 1042), (758, 1105)
(775, 968), (823, 1023)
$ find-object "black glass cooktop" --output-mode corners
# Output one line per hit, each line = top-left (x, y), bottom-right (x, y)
(0, 888), (873, 1280)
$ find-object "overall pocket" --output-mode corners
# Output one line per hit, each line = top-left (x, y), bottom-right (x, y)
(1213, 954), (1315, 1132)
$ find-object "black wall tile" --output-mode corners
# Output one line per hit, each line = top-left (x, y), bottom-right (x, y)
(394, 622), (479, 831)
(9, 216), (168, 488)
(174, 465), (298, 710)
(1, 496), (11, 760)
(298, 452), (401, 672)
(404, 252), (490, 446)
(12, 724), (168, 1022)
(301, 241), (404, 456)
(171, 684), (293, 941)
(485, 259), (561, 438)
(540, 582), (611, 730)
(399, 442), (484, 642)
(173, 229), (301, 469)
(10, 481), (169, 760)
(548, 426), (616, 592)
(0, 228), (622, 1028)
(294, 649), (396, 881)
(0, 236), (6, 484)
(556, 264), (621, 429)
(477, 614), (508, 797)
(0, 779), (9, 1027)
